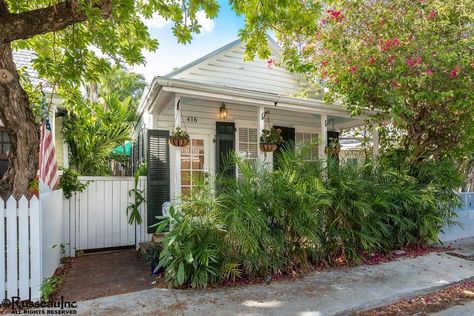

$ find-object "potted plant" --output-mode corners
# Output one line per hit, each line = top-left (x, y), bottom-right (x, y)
(142, 243), (163, 275)
(259, 127), (283, 152)
(325, 139), (341, 155)
(169, 127), (190, 147)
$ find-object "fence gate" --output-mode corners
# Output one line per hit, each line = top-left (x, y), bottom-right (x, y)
(64, 176), (148, 256)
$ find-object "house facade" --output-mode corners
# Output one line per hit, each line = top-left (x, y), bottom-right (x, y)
(134, 36), (377, 230)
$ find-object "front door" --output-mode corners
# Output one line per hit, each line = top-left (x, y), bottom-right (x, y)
(180, 135), (211, 196)
(273, 126), (295, 169)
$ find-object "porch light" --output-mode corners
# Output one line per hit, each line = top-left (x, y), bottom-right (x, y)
(219, 103), (228, 120)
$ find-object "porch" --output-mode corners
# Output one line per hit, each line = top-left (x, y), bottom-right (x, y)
(136, 78), (379, 205)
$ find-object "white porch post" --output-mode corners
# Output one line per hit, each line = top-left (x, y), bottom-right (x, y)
(258, 106), (265, 162)
(319, 114), (328, 158)
(372, 126), (380, 160)
(173, 95), (181, 201)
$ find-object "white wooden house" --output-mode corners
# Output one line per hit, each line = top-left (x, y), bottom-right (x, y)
(134, 36), (378, 230)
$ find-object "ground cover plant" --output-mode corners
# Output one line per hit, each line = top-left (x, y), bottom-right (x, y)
(157, 145), (463, 289)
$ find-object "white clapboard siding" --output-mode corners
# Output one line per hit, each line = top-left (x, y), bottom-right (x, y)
(63, 176), (148, 253)
(169, 39), (302, 96)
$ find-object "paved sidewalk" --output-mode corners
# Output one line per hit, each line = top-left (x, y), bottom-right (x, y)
(432, 301), (474, 316)
(75, 249), (474, 316)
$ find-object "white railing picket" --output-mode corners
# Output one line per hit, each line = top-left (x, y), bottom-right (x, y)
(0, 198), (5, 300)
(6, 197), (18, 299)
(29, 196), (41, 301)
(18, 196), (29, 299)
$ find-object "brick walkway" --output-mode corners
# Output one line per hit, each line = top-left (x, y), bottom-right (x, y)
(57, 249), (155, 302)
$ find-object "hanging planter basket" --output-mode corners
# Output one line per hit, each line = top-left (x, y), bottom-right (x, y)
(169, 100), (190, 147)
(259, 143), (278, 152)
(259, 126), (282, 153)
(169, 136), (190, 147)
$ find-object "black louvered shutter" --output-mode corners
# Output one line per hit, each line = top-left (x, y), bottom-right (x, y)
(147, 130), (170, 233)
(216, 122), (235, 178)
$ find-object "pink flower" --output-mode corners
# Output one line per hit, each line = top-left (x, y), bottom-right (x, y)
(350, 66), (358, 73)
(450, 65), (461, 77)
(415, 56), (423, 64)
(428, 10), (437, 19)
(266, 58), (276, 69)
(426, 69), (434, 75)
(393, 38), (400, 46)
(327, 9), (344, 22)
(369, 56), (375, 65)
(407, 58), (415, 67)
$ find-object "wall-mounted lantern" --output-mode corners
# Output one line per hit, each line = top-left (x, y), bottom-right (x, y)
(219, 103), (228, 120)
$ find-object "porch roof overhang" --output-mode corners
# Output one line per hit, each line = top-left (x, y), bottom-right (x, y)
(141, 76), (373, 130)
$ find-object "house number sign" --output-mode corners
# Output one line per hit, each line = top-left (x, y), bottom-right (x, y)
(187, 116), (198, 123)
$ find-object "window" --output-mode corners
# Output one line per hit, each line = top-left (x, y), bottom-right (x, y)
(181, 139), (205, 195)
(237, 127), (258, 176)
(295, 132), (319, 160)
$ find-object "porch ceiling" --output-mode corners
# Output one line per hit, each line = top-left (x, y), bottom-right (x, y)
(146, 77), (369, 130)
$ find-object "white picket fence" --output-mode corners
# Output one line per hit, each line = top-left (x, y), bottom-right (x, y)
(63, 176), (149, 256)
(1, 190), (64, 301)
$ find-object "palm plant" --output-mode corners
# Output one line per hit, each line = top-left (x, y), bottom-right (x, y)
(63, 96), (134, 175)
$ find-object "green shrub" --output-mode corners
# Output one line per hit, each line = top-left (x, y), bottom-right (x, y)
(157, 145), (463, 288)
(59, 168), (88, 199)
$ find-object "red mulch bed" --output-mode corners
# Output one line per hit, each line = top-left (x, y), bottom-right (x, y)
(211, 244), (442, 289)
(355, 280), (474, 315)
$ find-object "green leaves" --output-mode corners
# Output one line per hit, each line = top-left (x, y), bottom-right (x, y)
(177, 262), (185, 285)
(158, 145), (461, 288)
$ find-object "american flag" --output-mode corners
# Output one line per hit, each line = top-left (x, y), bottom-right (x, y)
(39, 118), (59, 190)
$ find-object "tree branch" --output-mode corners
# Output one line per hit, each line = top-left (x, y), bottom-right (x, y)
(0, 0), (112, 43)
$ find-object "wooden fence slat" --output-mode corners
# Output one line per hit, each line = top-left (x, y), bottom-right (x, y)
(0, 198), (5, 299)
(79, 187), (88, 250)
(88, 181), (98, 249)
(120, 181), (128, 246)
(63, 196), (70, 256)
(112, 181), (121, 247)
(96, 181), (105, 248)
(104, 181), (113, 248)
(18, 197), (29, 299)
(29, 197), (41, 301)
(127, 180), (135, 246)
(6, 197), (18, 299)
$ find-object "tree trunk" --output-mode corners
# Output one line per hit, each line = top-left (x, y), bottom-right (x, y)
(0, 42), (40, 200)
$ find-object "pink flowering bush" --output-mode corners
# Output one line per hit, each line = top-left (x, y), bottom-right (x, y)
(277, 0), (474, 161)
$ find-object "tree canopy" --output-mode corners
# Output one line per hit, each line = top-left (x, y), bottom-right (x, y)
(251, 0), (474, 162)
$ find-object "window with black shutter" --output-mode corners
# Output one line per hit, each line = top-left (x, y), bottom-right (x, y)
(215, 122), (235, 178)
(147, 130), (170, 233)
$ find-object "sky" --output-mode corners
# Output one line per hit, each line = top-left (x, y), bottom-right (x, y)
(132, 1), (245, 83)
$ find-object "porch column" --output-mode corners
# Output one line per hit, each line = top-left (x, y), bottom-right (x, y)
(372, 126), (380, 160)
(258, 106), (265, 162)
(173, 95), (181, 200)
(319, 114), (328, 158)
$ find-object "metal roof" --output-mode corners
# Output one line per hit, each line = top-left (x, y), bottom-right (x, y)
(12, 50), (50, 89)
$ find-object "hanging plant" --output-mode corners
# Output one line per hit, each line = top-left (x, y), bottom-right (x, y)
(259, 127), (283, 152)
(169, 127), (190, 147)
(325, 139), (341, 155)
